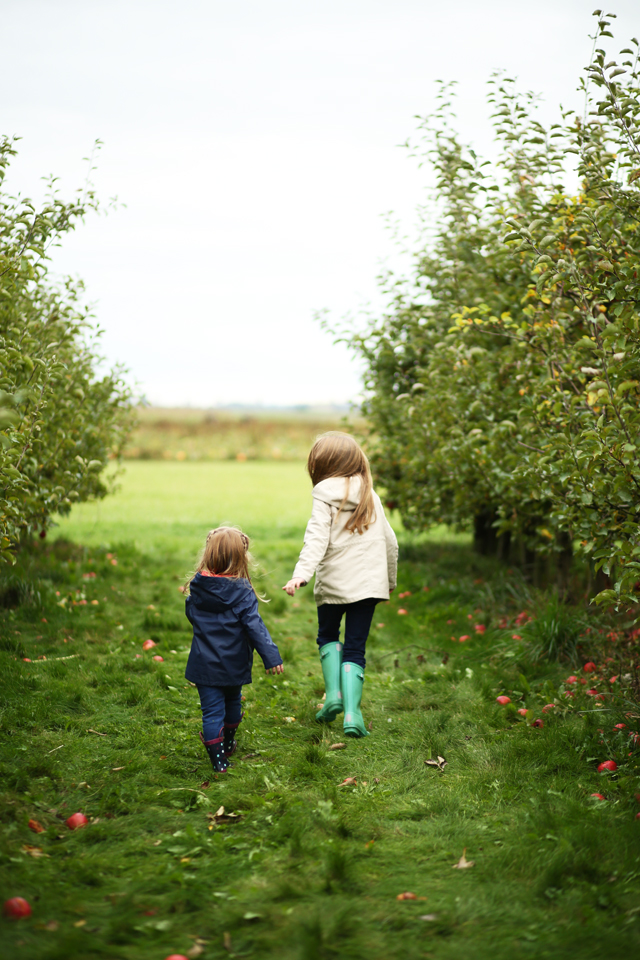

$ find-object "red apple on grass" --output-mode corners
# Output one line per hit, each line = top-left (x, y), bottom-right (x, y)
(496, 696), (511, 705)
(152, 655), (164, 662)
(590, 793), (606, 800)
(66, 812), (88, 830)
(164, 956), (190, 960)
(597, 760), (617, 773)
(583, 662), (596, 673)
(542, 703), (555, 713)
(3, 897), (31, 919)
(142, 639), (156, 651)
(531, 719), (544, 728)
(518, 708), (528, 716)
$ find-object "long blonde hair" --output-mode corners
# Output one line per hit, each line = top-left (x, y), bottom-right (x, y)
(187, 526), (258, 593)
(307, 432), (375, 534)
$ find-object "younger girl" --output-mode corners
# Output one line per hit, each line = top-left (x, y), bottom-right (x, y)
(283, 433), (397, 737)
(185, 527), (283, 772)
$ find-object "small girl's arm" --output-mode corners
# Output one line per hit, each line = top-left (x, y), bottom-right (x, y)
(284, 497), (332, 593)
(235, 590), (284, 672)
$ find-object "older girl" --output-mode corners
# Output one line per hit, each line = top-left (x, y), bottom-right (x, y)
(283, 433), (397, 737)
(185, 527), (283, 772)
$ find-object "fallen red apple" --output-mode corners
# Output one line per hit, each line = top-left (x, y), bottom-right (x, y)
(397, 608), (408, 615)
(396, 892), (417, 900)
(474, 624), (486, 634)
(518, 708), (528, 716)
(590, 793), (606, 800)
(542, 703), (555, 713)
(142, 639), (156, 651)
(164, 956), (190, 960)
(66, 812), (88, 830)
(511, 634), (521, 640)
(636, 812), (640, 821)
(3, 897), (31, 919)
(566, 676), (577, 684)
(152, 655), (164, 662)
(496, 696), (511, 705)
(459, 635), (470, 642)
(583, 662), (596, 673)
(531, 719), (544, 728)
(614, 723), (627, 730)
(597, 760), (617, 773)
(586, 688), (599, 696)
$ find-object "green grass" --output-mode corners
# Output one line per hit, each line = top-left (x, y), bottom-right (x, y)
(1, 462), (640, 959)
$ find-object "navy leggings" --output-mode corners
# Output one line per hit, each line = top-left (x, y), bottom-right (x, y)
(197, 684), (243, 742)
(316, 598), (380, 669)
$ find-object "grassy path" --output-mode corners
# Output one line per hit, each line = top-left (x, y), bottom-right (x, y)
(1, 463), (640, 960)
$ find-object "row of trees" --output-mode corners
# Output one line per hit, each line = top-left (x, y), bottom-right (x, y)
(349, 13), (640, 604)
(0, 136), (134, 563)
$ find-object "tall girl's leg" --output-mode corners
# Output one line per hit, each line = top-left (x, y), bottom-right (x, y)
(315, 603), (346, 723)
(342, 599), (377, 738)
(342, 599), (377, 668)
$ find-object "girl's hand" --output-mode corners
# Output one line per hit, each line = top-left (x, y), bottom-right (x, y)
(267, 664), (284, 675)
(282, 578), (306, 596)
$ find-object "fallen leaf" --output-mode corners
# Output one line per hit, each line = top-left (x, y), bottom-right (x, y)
(44, 920), (59, 931)
(425, 756), (447, 771)
(373, 777), (380, 784)
(187, 945), (205, 958)
(153, 840), (162, 846)
(207, 806), (242, 825)
(452, 848), (475, 869)
(368, 721), (373, 731)
(180, 857), (191, 863)
(365, 840), (375, 849)
(282, 716), (296, 723)
(28, 819), (44, 833)
(111, 766), (125, 771)
(329, 743), (346, 750)
(223, 931), (232, 952)
(396, 892), (417, 900)
(22, 845), (48, 858)
(87, 729), (107, 736)
(73, 919), (86, 927)
(339, 777), (357, 786)
(200, 780), (210, 789)
(240, 753), (261, 760)
(419, 914), (439, 921)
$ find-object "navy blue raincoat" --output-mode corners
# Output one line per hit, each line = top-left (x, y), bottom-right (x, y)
(184, 574), (282, 687)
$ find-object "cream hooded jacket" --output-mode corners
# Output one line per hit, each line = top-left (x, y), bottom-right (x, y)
(292, 476), (398, 606)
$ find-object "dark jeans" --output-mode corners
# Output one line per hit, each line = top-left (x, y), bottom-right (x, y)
(197, 684), (243, 742)
(316, 598), (380, 669)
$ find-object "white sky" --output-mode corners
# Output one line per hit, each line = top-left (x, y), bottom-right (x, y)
(2, 0), (639, 407)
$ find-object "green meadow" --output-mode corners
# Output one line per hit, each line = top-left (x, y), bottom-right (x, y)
(1, 461), (640, 960)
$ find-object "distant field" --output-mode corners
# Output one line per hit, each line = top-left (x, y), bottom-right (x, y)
(54, 460), (313, 564)
(124, 406), (366, 461)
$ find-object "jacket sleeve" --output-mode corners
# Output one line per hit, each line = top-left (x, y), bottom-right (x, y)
(292, 496), (332, 582)
(185, 596), (194, 625)
(383, 513), (398, 591)
(234, 589), (283, 669)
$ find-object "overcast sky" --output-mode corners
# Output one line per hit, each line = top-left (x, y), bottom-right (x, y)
(3, 1), (639, 407)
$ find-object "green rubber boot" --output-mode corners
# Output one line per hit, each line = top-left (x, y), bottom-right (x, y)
(342, 662), (370, 738)
(315, 642), (344, 722)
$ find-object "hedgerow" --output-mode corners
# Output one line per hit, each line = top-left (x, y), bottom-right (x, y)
(348, 12), (640, 604)
(0, 136), (134, 561)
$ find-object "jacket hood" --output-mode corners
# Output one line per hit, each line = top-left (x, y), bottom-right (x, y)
(189, 573), (252, 604)
(312, 475), (363, 510)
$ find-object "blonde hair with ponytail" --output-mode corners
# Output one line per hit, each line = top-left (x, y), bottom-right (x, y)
(307, 432), (375, 534)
